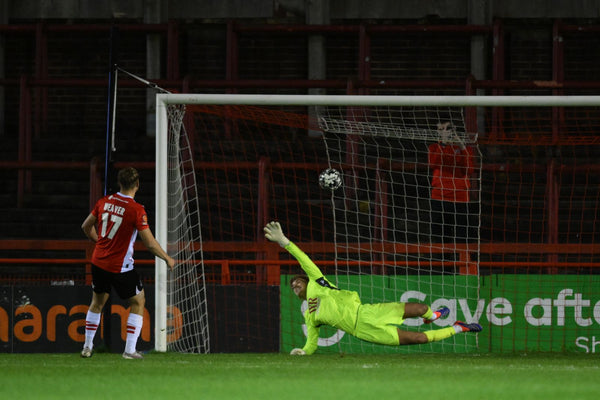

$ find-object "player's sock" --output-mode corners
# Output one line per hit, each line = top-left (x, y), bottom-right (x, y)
(124, 313), (144, 354)
(84, 310), (101, 350)
(423, 306), (450, 324)
(421, 306), (434, 321)
(424, 326), (456, 343)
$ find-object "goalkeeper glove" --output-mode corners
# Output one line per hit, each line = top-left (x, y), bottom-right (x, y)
(263, 221), (290, 247)
(290, 348), (306, 355)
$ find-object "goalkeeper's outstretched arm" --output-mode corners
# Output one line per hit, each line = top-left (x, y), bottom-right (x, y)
(263, 221), (324, 281)
(290, 328), (318, 355)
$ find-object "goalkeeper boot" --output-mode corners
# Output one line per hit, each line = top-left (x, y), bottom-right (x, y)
(80, 347), (92, 358)
(423, 306), (450, 324)
(122, 351), (144, 360)
(454, 321), (483, 333)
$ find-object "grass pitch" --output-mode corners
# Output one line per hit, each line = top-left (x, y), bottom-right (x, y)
(1, 352), (598, 400)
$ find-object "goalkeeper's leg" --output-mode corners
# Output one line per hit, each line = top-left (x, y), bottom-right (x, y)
(396, 303), (453, 345)
(398, 303), (482, 344)
(398, 322), (482, 345)
(396, 327), (457, 344)
(424, 321), (483, 342)
(423, 326), (456, 343)
(403, 302), (449, 323)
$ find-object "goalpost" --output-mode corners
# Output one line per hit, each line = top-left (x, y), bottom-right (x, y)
(155, 94), (600, 354)
(154, 103), (209, 353)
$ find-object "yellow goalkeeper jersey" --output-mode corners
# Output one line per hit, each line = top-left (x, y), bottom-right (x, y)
(285, 241), (361, 355)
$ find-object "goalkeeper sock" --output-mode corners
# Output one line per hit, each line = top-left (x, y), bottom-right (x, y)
(124, 313), (144, 354)
(421, 306), (434, 321)
(424, 327), (456, 343)
(84, 310), (101, 350)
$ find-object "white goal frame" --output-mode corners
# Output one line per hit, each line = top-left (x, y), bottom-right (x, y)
(154, 93), (600, 352)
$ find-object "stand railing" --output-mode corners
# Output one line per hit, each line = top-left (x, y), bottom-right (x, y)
(1, 239), (599, 286)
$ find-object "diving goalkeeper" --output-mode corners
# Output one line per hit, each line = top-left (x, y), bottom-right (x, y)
(263, 221), (482, 355)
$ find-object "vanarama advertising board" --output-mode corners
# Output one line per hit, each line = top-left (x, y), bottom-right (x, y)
(0, 286), (157, 352)
(280, 274), (600, 354)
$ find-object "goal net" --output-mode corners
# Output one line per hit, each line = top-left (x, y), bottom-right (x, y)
(156, 94), (600, 354)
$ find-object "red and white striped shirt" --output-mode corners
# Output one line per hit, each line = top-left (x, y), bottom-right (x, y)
(90, 192), (149, 273)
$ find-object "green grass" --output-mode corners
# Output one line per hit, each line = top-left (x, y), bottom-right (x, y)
(1, 352), (598, 400)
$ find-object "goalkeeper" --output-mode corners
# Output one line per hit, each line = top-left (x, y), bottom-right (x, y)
(264, 221), (482, 355)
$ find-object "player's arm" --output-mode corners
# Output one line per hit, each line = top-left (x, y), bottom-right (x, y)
(264, 221), (324, 281)
(285, 242), (326, 282)
(301, 323), (319, 355)
(81, 213), (98, 243)
(290, 322), (319, 356)
(459, 146), (474, 172)
(138, 228), (175, 270)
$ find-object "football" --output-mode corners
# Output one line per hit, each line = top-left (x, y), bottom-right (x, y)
(319, 168), (342, 190)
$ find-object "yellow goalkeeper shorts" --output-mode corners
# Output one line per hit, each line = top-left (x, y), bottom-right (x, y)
(353, 302), (406, 346)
